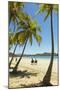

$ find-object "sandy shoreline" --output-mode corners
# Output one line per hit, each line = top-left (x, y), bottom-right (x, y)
(9, 57), (58, 88)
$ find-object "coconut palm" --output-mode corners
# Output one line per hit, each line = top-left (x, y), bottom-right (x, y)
(9, 2), (24, 67)
(36, 4), (58, 85)
(8, 1), (24, 25)
(9, 2), (37, 68)
(9, 30), (18, 67)
(9, 33), (19, 68)
(13, 18), (42, 72)
(9, 11), (32, 68)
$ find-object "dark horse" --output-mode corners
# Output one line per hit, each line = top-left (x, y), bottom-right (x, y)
(35, 59), (37, 64)
(31, 58), (34, 64)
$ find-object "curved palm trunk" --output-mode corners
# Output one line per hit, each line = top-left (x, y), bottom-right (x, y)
(9, 20), (18, 68)
(9, 43), (18, 68)
(13, 39), (28, 72)
(43, 9), (54, 84)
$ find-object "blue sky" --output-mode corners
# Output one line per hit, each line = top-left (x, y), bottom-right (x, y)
(9, 3), (58, 55)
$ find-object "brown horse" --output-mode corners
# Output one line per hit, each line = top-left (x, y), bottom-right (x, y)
(31, 58), (34, 64)
(35, 59), (37, 64)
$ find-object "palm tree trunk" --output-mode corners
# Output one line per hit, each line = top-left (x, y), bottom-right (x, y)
(13, 39), (28, 72)
(9, 43), (18, 68)
(9, 20), (18, 68)
(43, 8), (54, 84)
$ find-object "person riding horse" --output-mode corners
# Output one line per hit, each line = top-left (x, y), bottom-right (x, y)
(31, 58), (34, 64)
(35, 59), (37, 64)
(31, 58), (37, 64)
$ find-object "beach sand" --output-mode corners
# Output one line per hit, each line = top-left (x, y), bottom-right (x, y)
(9, 57), (58, 88)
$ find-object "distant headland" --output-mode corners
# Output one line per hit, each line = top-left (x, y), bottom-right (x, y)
(9, 52), (58, 57)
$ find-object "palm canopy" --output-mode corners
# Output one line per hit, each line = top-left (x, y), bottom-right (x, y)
(8, 2), (24, 25)
(9, 30), (26, 49)
(9, 31), (14, 49)
(36, 4), (58, 21)
(12, 15), (42, 71)
(13, 14), (42, 46)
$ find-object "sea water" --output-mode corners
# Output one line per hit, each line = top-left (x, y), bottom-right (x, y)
(24, 56), (58, 60)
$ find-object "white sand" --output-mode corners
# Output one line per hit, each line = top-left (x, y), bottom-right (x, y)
(9, 57), (58, 88)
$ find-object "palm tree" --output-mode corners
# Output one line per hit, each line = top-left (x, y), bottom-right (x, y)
(9, 30), (18, 67)
(8, 1), (24, 25)
(9, 2), (24, 67)
(36, 4), (58, 85)
(9, 11), (32, 68)
(9, 33), (18, 68)
(9, 2), (37, 68)
(13, 18), (42, 72)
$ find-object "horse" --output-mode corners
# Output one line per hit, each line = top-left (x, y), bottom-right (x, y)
(31, 58), (34, 64)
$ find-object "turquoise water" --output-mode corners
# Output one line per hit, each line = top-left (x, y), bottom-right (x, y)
(24, 56), (58, 60)
(9, 56), (58, 61)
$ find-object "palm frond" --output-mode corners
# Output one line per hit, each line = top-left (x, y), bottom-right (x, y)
(29, 34), (32, 45)
(34, 34), (42, 46)
(53, 4), (59, 13)
(44, 9), (51, 21)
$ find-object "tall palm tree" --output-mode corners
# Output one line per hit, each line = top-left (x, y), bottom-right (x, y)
(9, 30), (18, 67)
(36, 4), (58, 85)
(9, 28), (19, 67)
(9, 11), (32, 68)
(9, 2), (24, 67)
(13, 18), (42, 72)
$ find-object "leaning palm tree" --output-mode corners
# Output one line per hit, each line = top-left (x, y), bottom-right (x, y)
(9, 30), (19, 67)
(9, 12), (32, 68)
(9, 30), (20, 68)
(36, 4), (58, 85)
(9, 2), (24, 67)
(13, 18), (42, 72)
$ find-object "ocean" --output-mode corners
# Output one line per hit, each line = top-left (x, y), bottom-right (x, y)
(9, 56), (58, 62)
(27, 56), (58, 60)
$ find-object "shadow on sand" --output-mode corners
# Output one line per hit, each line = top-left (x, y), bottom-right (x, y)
(9, 70), (37, 78)
(9, 67), (53, 88)
(9, 82), (53, 89)
(20, 81), (53, 88)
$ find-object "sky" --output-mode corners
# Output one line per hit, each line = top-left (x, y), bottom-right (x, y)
(9, 2), (58, 55)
